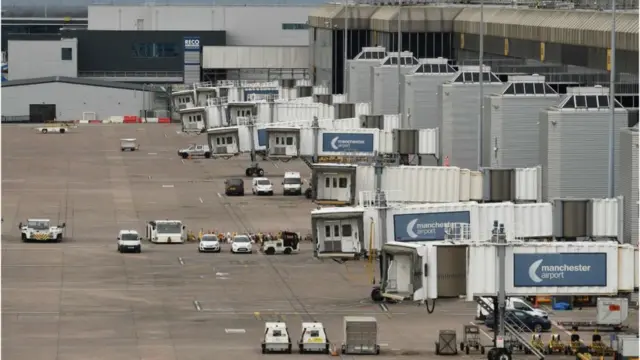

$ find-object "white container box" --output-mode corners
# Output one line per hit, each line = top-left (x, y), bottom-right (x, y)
(596, 297), (628, 325)
(477, 202), (515, 242)
(515, 166), (540, 201)
(618, 244), (636, 292)
(467, 241), (619, 299)
(382, 166), (460, 203)
(590, 197), (621, 238)
(514, 203), (553, 238)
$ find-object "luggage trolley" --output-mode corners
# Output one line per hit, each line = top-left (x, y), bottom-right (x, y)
(459, 325), (485, 355)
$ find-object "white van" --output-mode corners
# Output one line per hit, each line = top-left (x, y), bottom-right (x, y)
(252, 177), (274, 195)
(282, 172), (302, 195)
(476, 297), (548, 320)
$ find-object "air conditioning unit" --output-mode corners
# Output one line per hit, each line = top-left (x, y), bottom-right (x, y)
(216, 146), (227, 154)
(272, 147), (287, 156)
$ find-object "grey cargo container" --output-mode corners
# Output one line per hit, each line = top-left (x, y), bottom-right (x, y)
(342, 316), (379, 355)
(372, 52), (419, 116)
(482, 75), (561, 168)
(346, 47), (387, 104)
(617, 126), (638, 244)
(539, 86), (628, 200)
(439, 66), (503, 170)
(403, 58), (457, 129)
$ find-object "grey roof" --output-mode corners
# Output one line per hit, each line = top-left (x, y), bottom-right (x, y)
(1, 76), (163, 92)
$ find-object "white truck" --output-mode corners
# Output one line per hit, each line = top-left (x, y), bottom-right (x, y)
(261, 322), (292, 354)
(35, 124), (76, 134)
(120, 138), (139, 151)
(117, 230), (142, 253)
(298, 322), (330, 354)
(282, 172), (303, 195)
(146, 220), (186, 243)
(476, 297), (548, 321)
(19, 219), (66, 242)
(177, 144), (212, 159)
(262, 231), (300, 255)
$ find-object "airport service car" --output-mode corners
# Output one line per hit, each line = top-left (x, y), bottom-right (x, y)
(252, 177), (274, 195)
(225, 178), (245, 196)
(282, 172), (302, 195)
(231, 235), (253, 254)
(485, 309), (552, 333)
(117, 230), (142, 253)
(199, 234), (221, 253)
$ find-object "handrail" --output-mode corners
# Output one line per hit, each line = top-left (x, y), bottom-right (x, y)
(79, 71), (183, 77)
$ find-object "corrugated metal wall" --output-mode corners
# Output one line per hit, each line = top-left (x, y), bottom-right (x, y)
(1, 82), (149, 120)
(8, 39), (78, 80)
(540, 109), (628, 200)
(484, 95), (561, 168)
(202, 46), (309, 69)
(618, 127), (639, 244)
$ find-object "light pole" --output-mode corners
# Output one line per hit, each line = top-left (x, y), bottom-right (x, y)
(477, 0), (484, 170)
(343, 0), (349, 95)
(607, 0), (616, 198)
(397, 0), (402, 121)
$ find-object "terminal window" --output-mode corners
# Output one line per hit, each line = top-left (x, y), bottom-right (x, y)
(61, 48), (72, 61)
(282, 23), (308, 30)
(132, 43), (178, 58)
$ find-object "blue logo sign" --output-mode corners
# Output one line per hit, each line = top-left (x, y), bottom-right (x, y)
(257, 129), (267, 147)
(244, 89), (279, 101)
(184, 37), (200, 51)
(513, 253), (607, 287)
(393, 211), (470, 241)
(322, 133), (374, 153)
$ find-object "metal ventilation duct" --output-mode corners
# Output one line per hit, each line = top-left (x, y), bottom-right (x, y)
(482, 168), (516, 202)
(360, 115), (384, 129)
(393, 129), (419, 154)
(334, 103), (355, 119)
(552, 199), (589, 238)
(297, 86), (312, 98)
(280, 79), (295, 88)
(314, 94), (333, 105)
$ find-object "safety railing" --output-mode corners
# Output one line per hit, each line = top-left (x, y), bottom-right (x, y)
(79, 71), (183, 78)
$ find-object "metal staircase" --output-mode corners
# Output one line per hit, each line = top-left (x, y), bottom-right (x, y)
(476, 297), (545, 360)
(300, 156), (315, 170)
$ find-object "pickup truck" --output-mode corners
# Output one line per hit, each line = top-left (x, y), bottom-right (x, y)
(177, 144), (212, 159)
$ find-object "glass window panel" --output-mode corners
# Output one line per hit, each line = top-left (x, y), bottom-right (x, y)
(598, 96), (609, 108)
(503, 84), (515, 95)
(562, 96), (575, 108)
(524, 83), (534, 94)
(586, 95), (598, 108)
(534, 83), (544, 94)
(515, 83), (525, 94)
(575, 96), (586, 107)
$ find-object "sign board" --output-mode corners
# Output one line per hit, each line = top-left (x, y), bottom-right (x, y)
(321, 133), (374, 153)
(460, 33), (465, 49)
(540, 42), (546, 62)
(184, 37), (201, 51)
(504, 38), (509, 56)
(393, 211), (470, 241)
(316, 154), (395, 165)
(606, 48), (612, 71)
(513, 253), (607, 287)
(257, 129), (268, 147)
(244, 89), (279, 101)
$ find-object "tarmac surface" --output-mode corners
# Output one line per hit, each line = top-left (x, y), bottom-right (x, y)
(2, 124), (636, 360)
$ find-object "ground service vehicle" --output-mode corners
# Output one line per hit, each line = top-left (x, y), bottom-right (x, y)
(199, 234), (221, 253)
(262, 231), (300, 255)
(476, 297), (548, 320)
(177, 144), (212, 159)
(252, 177), (273, 195)
(19, 219), (66, 242)
(225, 178), (245, 196)
(298, 322), (330, 354)
(117, 230), (142, 253)
(485, 310), (552, 332)
(245, 163), (265, 177)
(35, 124), (75, 134)
(231, 235), (253, 254)
(262, 322), (292, 354)
(282, 172), (302, 195)
(120, 138), (139, 151)
(146, 220), (186, 243)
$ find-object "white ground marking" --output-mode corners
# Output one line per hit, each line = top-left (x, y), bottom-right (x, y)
(148, 152), (157, 155)
(225, 329), (247, 334)
(199, 197), (203, 203)
(162, 185), (174, 188)
(193, 300), (202, 311)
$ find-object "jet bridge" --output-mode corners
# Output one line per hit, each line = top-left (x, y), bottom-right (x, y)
(180, 107), (207, 133)
(172, 89), (197, 110)
(206, 126), (247, 158)
(264, 127), (301, 159)
(311, 163), (357, 206)
(311, 207), (365, 259)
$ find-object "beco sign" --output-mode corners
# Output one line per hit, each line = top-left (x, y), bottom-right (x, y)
(184, 37), (200, 50)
